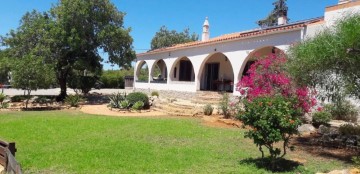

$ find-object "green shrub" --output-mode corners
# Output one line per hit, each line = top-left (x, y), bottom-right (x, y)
(68, 75), (97, 94)
(119, 100), (130, 109)
(203, 104), (214, 116)
(65, 94), (83, 107)
(99, 70), (131, 88)
(339, 124), (360, 136)
(324, 100), (358, 122)
(352, 156), (360, 168)
(132, 101), (144, 111)
(0, 93), (6, 103)
(1, 102), (9, 109)
(238, 96), (302, 162)
(34, 96), (48, 104)
(108, 92), (126, 108)
(10, 95), (29, 102)
(151, 91), (159, 98)
(218, 93), (231, 118)
(126, 92), (149, 109)
(312, 111), (332, 128)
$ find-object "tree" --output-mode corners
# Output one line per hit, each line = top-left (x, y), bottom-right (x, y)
(257, 0), (289, 27)
(11, 55), (55, 108)
(2, 0), (136, 100)
(150, 26), (198, 50)
(0, 49), (11, 85)
(287, 15), (360, 102)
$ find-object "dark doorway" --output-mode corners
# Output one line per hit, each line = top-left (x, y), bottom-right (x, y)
(242, 61), (255, 77)
(204, 63), (219, 90)
(179, 60), (193, 81)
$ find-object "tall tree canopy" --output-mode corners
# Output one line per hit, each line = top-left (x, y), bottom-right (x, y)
(150, 26), (198, 50)
(287, 15), (360, 102)
(2, 0), (136, 100)
(257, 0), (288, 27)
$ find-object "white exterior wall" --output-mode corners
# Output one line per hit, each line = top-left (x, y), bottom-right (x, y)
(324, 4), (360, 27)
(135, 30), (303, 94)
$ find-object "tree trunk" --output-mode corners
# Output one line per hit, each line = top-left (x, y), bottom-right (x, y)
(58, 76), (67, 101)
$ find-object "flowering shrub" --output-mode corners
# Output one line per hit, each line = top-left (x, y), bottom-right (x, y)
(237, 53), (316, 114)
(237, 53), (316, 162)
(239, 96), (302, 160)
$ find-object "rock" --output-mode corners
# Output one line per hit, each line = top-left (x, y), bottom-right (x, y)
(298, 124), (316, 135)
(318, 125), (330, 134)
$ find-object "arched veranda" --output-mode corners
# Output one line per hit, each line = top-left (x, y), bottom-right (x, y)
(199, 52), (234, 92)
(169, 57), (195, 82)
(135, 61), (149, 82)
(150, 59), (167, 83)
(238, 46), (285, 82)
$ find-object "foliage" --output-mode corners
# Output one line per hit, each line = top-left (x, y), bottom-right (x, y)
(108, 92), (127, 108)
(0, 49), (11, 84)
(11, 55), (55, 108)
(324, 100), (358, 122)
(150, 26), (198, 50)
(137, 65), (149, 82)
(126, 92), (149, 109)
(68, 75), (97, 94)
(1, 102), (9, 109)
(238, 53), (316, 114)
(238, 96), (302, 164)
(237, 53), (315, 165)
(218, 93), (231, 118)
(2, 0), (136, 100)
(352, 156), (360, 168)
(10, 95), (29, 102)
(151, 91), (159, 98)
(312, 111), (332, 128)
(100, 69), (133, 88)
(131, 101), (144, 111)
(64, 94), (83, 107)
(119, 100), (130, 109)
(0, 93), (8, 109)
(257, 0), (289, 27)
(287, 15), (360, 101)
(203, 104), (214, 116)
(339, 124), (360, 136)
(0, 93), (6, 103)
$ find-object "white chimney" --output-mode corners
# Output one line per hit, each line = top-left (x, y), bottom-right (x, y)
(278, 15), (288, 25)
(202, 17), (210, 41)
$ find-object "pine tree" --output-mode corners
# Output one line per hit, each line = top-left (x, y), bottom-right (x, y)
(257, 0), (289, 27)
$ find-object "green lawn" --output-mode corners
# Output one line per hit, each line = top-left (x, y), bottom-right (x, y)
(0, 111), (350, 173)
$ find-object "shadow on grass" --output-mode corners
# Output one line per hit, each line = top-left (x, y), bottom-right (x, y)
(239, 157), (302, 173)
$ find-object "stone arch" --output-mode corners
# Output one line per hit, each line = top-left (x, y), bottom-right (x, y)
(135, 60), (149, 82)
(198, 52), (234, 91)
(238, 46), (285, 82)
(169, 56), (195, 82)
(150, 59), (167, 83)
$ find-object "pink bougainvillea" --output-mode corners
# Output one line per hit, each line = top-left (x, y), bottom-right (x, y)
(237, 53), (316, 114)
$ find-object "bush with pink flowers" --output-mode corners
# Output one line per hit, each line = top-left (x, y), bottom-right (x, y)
(237, 53), (316, 164)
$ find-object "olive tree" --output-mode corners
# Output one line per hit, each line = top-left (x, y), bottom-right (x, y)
(287, 15), (360, 102)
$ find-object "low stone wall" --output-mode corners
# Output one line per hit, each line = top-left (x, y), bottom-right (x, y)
(134, 89), (197, 100)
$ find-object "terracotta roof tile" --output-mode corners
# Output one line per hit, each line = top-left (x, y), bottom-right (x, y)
(138, 17), (323, 56)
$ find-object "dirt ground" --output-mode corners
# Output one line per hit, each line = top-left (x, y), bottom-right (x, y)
(80, 104), (168, 117)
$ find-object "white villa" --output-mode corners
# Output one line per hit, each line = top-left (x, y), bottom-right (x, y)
(134, 0), (360, 98)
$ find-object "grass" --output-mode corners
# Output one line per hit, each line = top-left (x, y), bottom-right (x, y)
(0, 111), (351, 173)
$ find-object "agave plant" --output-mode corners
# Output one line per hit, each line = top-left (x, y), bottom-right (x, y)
(108, 92), (126, 108)
(119, 100), (130, 109)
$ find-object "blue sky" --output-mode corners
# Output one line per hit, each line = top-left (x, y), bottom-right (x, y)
(0, 0), (338, 69)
